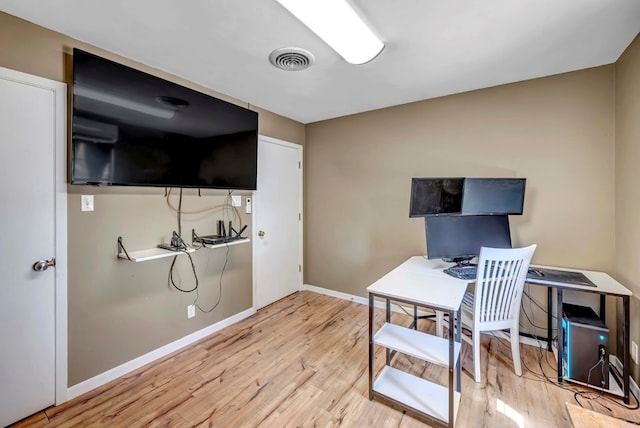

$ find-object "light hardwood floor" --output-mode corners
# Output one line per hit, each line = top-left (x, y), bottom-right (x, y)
(12, 291), (640, 427)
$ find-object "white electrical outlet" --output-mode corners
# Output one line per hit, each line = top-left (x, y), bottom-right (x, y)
(81, 195), (94, 212)
(245, 197), (252, 214)
(632, 341), (638, 364)
(231, 195), (242, 207)
(187, 304), (195, 319)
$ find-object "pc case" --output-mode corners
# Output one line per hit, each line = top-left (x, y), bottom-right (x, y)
(561, 303), (609, 389)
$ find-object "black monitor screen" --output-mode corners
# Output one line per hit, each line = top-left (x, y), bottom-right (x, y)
(462, 178), (526, 215)
(409, 178), (464, 217)
(425, 215), (512, 261)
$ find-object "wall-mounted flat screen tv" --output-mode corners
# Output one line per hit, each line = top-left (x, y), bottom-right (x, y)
(70, 49), (258, 189)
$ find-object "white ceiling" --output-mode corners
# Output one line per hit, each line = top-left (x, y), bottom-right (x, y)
(1, 0), (639, 124)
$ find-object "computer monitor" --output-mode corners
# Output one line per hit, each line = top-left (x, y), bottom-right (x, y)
(409, 177), (464, 217)
(425, 215), (512, 263)
(461, 178), (526, 215)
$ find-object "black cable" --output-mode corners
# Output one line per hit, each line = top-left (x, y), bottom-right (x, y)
(168, 250), (199, 293)
(177, 187), (183, 238)
(167, 187), (199, 293)
(194, 242), (229, 313)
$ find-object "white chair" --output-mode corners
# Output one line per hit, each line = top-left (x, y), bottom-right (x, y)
(439, 244), (537, 383)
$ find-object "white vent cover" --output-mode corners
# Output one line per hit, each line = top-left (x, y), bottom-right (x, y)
(269, 47), (315, 71)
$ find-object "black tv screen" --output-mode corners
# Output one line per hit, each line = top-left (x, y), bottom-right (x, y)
(409, 178), (464, 217)
(425, 215), (512, 261)
(461, 178), (526, 215)
(71, 49), (258, 189)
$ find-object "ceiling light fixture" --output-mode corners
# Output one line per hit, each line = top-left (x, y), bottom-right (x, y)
(276, 0), (384, 65)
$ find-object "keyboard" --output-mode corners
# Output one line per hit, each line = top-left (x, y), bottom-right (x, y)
(444, 265), (477, 280)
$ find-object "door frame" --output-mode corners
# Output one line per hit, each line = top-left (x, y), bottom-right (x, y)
(252, 135), (303, 309)
(1, 66), (68, 405)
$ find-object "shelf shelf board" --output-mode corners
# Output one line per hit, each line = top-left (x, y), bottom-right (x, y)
(198, 238), (251, 249)
(373, 366), (460, 425)
(374, 323), (461, 368)
(118, 247), (195, 262)
(118, 239), (250, 262)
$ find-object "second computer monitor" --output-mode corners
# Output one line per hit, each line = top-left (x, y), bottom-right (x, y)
(425, 215), (512, 263)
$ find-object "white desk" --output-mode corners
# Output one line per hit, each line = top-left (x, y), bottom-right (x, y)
(367, 256), (468, 427)
(526, 264), (633, 403)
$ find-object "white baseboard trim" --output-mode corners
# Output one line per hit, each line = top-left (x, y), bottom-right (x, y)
(303, 284), (438, 318)
(611, 355), (640, 400)
(67, 307), (256, 401)
(303, 284), (368, 305)
(303, 284), (556, 348)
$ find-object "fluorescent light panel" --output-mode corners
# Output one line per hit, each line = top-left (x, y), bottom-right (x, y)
(276, 0), (384, 65)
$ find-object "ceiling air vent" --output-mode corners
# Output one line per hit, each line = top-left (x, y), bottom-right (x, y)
(269, 47), (315, 71)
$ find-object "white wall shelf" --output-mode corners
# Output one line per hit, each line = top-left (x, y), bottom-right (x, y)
(198, 238), (250, 249)
(118, 239), (250, 262)
(118, 247), (195, 262)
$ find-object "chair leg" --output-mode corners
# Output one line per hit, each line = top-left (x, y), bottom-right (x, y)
(510, 327), (522, 376)
(436, 311), (443, 337)
(473, 330), (481, 383)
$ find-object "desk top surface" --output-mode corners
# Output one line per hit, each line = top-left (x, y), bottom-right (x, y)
(528, 264), (632, 296)
(366, 257), (632, 308)
(366, 256), (468, 311)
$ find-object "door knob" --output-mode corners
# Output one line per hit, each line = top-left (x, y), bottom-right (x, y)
(33, 258), (55, 272)
(258, 230), (265, 237)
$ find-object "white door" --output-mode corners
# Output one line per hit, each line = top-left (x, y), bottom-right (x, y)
(254, 136), (303, 309)
(0, 68), (67, 426)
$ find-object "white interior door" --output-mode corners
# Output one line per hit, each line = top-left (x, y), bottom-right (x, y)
(0, 68), (66, 426)
(254, 136), (303, 309)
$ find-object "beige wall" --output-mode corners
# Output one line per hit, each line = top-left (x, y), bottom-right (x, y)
(615, 34), (640, 382)
(305, 66), (616, 339)
(0, 12), (304, 386)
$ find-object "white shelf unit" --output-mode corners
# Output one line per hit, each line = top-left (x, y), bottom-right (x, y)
(367, 257), (468, 428)
(118, 239), (250, 262)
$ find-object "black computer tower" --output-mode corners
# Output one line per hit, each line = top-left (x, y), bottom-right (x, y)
(561, 303), (609, 389)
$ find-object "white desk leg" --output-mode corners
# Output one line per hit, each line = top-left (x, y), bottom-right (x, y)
(436, 311), (444, 337)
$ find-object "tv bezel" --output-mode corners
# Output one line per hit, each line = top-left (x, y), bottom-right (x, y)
(69, 48), (258, 190)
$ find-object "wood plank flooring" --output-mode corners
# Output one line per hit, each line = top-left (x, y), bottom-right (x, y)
(12, 291), (640, 427)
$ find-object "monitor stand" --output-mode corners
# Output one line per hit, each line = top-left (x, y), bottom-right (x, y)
(442, 256), (475, 266)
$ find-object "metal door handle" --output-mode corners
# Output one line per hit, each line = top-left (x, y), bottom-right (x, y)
(33, 258), (55, 272)
(258, 230), (265, 237)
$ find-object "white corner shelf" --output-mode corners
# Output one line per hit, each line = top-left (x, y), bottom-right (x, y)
(118, 247), (196, 262)
(374, 323), (461, 367)
(373, 366), (460, 425)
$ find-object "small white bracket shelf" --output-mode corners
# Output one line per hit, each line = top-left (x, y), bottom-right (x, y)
(118, 247), (195, 262)
(118, 239), (250, 262)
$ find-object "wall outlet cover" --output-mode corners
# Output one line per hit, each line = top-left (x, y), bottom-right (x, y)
(81, 195), (94, 212)
(187, 304), (195, 319)
(632, 341), (638, 364)
(231, 195), (242, 207)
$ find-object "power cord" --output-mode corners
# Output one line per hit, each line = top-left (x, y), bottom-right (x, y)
(167, 187), (199, 293)
(193, 242), (229, 313)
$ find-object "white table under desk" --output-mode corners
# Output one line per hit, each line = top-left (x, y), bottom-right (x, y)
(526, 264), (633, 403)
(367, 256), (469, 428)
